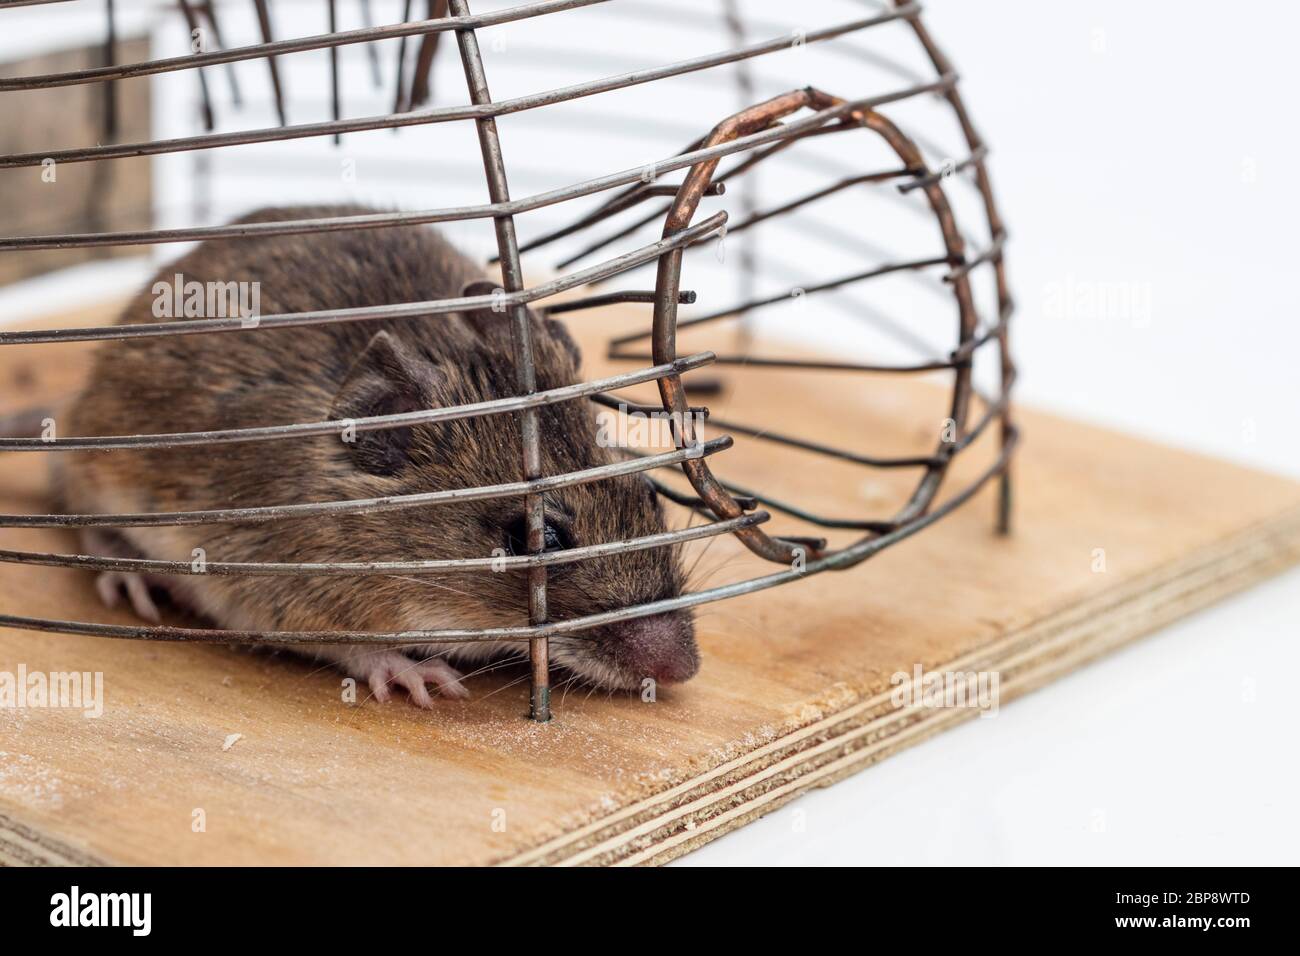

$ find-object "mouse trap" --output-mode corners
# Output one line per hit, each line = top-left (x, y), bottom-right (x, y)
(1, 2), (1298, 866)
(1, 300), (1297, 865)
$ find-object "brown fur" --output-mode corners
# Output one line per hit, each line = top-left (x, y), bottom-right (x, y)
(58, 205), (697, 696)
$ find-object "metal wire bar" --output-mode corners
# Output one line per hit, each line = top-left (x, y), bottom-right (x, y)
(598, 0), (934, 105)
(699, 377), (1014, 534)
(392, 0), (415, 114)
(197, 0), (244, 106)
(944, 231), (1005, 282)
(898, 145), (988, 193)
(947, 376), (1015, 455)
(0, 0), (608, 91)
(408, 0), (449, 108)
(896, 0), (1016, 532)
(0, 7), (930, 169)
(0, 437), (732, 529)
(0, 354), (715, 451)
(251, 0), (288, 126)
(0, 83), (949, 248)
(613, 297), (1006, 374)
(651, 91), (838, 566)
(0, 427), (1017, 647)
(702, 417), (940, 469)
(0, 214), (727, 344)
(358, 0), (383, 87)
(643, 475), (756, 517)
(588, 392), (708, 419)
(719, 166), (917, 237)
(102, 0), (118, 138)
(713, 478), (899, 533)
(175, 0), (215, 131)
(540, 289), (695, 316)
(556, 159), (917, 272)
(450, 0), (548, 718)
(327, 0), (341, 145)
(608, 254), (952, 348)
(720, 0), (758, 352)
(0, 0), (1017, 724)
(540, 77), (974, 275)
(507, 182), (724, 261)
(646, 86), (983, 567)
(548, 123), (863, 270)
(613, 352), (964, 374)
(0, 512), (769, 576)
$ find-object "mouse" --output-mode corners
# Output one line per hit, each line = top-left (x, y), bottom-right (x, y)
(53, 204), (699, 707)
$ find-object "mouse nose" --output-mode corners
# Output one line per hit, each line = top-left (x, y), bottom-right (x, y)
(609, 611), (698, 685)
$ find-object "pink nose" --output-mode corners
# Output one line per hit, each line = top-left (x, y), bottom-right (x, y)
(611, 612), (699, 684)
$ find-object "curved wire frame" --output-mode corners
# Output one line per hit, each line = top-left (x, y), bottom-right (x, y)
(0, 0), (1016, 722)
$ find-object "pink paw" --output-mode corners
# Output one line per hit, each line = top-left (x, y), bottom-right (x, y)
(363, 652), (469, 708)
(95, 570), (162, 623)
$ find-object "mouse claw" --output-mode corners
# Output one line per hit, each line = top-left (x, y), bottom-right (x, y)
(95, 570), (162, 624)
(367, 670), (394, 705)
(413, 657), (470, 701)
(363, 651), (468, 707)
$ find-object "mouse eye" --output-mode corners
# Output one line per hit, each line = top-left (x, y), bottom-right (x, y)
(503, 516), (572, 558)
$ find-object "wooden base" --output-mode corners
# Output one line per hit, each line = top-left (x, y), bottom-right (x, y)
(2, 303), (1297, 866)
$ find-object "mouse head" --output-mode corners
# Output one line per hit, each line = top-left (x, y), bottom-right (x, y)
(323, 282), (698, 692)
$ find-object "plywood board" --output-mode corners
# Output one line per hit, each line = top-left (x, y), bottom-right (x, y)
(1, 300), (1297, 866)
(0, 37), (152, 285)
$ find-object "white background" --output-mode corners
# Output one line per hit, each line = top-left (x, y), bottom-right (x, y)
(1, 1), (1297, 865)
(682, 0), (1300, 866)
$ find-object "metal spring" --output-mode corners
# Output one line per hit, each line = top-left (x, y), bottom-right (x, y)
(0, 0), (1017, 722)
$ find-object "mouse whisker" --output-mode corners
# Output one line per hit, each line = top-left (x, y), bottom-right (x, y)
(682, 528), (730, 584)
(388, 575), (479, 601)
(453, 656), (522, 681)
(686, 552), (749, 591)
(693, 606), (764, 633)
(475, 673), (531, 702)
(557, 675), (579, 705)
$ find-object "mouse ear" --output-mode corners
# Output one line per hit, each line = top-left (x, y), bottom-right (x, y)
(458, 279), (583, 371)
(462, 279), (499, 300)
(329, 330), (434, 476)
(457, 279), (510, 346)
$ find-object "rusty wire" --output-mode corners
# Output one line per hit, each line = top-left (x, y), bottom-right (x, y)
(0, 0), (1017, 722)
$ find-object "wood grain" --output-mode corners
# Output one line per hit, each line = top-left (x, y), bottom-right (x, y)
(1, 300), (1297, 866)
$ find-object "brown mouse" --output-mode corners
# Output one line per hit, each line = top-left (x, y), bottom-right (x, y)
(55, 204), (698, 706)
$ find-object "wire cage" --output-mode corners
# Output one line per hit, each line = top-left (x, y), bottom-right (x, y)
(0, 0), (1016, 721)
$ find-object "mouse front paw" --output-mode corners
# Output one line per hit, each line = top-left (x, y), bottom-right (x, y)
(81, 528), (162, 622)
(352, 650), (469, 707)
(94, 569), (163, 624)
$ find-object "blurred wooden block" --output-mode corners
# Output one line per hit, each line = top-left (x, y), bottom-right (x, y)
(1, 301), (1297, 866)
(0, 37), (152, 284)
